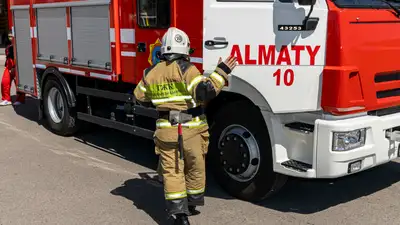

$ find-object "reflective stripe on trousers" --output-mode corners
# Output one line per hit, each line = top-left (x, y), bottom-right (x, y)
(156, 117), (207, 128)
(165, 191), (187, 200)
(187, 187), (205, 195)
(165, 187), (205, 200)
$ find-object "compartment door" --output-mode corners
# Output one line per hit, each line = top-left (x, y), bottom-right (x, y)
(13, 9), (34, 94)
(36, 7), (68, 63)
(71, 5), (111, 70)
(135, 0), (170, 80)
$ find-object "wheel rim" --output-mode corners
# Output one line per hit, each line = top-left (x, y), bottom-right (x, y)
(47, 87), (65, 124)
(218, 124), (261, 183)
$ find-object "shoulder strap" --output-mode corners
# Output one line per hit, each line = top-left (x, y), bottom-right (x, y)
(142, 63), (158, 85)
(144, 63), (157, 77)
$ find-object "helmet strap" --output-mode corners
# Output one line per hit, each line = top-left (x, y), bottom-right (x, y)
(164, 53), (189, 62)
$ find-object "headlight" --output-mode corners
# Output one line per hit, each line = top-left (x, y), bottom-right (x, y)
(332, 128), (366, 151)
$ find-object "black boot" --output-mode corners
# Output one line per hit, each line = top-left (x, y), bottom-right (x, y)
(173, 214), (190, 225)
(188, 206), (200, 216)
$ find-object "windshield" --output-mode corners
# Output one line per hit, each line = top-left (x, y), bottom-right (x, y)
(333, 0), (400, 8)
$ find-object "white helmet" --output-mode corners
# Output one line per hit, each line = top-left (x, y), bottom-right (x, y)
(161, 27), (190, 56)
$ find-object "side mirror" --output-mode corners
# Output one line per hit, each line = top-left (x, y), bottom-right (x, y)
(298, 0), (316, 6)
(300, 0), (318, 31)
(303, 18), (319, 31)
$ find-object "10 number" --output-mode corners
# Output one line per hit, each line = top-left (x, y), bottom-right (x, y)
(273, 69), (294, 86)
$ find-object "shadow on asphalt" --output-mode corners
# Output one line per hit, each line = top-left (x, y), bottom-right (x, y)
(12, 95), (40, 123)
(111, 177), (169, 225)
(259, 161), (400, 213)
(11, 97), (400, 221)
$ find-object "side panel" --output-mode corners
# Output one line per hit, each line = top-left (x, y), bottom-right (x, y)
(36, 7), (68, 63)
(71, 5), (111, 70)
(175, 0), (204, 69)
(203, 0), (328, 113)
(134, 0), (203, 83)
(13, 9), (35, 93)
(134, 0), (169, 82)
(119, 0), (136, 84)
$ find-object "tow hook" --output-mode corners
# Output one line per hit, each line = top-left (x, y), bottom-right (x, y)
(385, 129), (400, 141)
(385, 129), (400, 157)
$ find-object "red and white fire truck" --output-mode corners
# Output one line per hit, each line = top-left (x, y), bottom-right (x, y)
(8, 0), (400, 202)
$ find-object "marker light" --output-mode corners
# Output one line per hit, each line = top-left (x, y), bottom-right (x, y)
(348, 160), (362, 173)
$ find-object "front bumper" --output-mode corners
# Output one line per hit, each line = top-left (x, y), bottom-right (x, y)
(315, 112), (400, 178)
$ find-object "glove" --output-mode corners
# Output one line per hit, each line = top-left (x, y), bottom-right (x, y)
(217, 55), (237, 75)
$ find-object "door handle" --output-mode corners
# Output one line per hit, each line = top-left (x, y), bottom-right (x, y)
(205, 40), (229, 47)
(137, 42), (146, 52)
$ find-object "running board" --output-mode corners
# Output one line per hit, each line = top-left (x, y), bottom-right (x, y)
(281, 160), (312, 172)
(285, 122), (314, 133)
(76, 86), (133, 102)
(77, 112), (154, 139)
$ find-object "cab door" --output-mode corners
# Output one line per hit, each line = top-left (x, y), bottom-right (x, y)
(203, 0), (328, 113)
(135, 0), (170, 82)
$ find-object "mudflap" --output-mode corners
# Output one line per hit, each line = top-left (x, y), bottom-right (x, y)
(32, 97), (44, 123)
(38, 99), (43, 122)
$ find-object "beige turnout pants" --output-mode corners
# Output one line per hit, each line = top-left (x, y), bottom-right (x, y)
(154, 126), (209, 216)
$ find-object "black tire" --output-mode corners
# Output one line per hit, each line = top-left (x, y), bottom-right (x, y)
(208, 100), (287, 202)
(43, 76), (78, 136)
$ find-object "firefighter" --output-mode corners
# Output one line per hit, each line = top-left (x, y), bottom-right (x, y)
(155, 157), (163, 183)
(133, 27), (237, 225)
(1, 30), (25, 106)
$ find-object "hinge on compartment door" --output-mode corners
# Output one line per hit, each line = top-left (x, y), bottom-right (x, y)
(105, 62), (111, 70)
(63, 57), (68, 64)
(87, 60), (92, 67)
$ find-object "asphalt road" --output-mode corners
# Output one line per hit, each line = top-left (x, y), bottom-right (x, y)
(1, 64), (400, 224)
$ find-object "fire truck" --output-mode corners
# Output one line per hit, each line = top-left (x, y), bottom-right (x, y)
(8, 0), (400, 202)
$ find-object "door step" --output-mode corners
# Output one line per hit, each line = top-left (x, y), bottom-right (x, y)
(281, 160), (312, 172)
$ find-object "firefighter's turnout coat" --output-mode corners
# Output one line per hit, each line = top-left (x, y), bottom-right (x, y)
(134, 56), (228, 215)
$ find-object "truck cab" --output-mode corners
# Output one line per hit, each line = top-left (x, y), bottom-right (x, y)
(202, 0), (400, 201)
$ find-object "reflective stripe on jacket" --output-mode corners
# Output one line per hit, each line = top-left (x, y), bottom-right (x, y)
(133, 59), (228, 113)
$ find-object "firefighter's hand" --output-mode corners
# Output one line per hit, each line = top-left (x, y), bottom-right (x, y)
(217, 55), (237, 74)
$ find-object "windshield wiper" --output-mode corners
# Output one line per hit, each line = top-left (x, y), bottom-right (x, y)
(377, 0), (400, 18)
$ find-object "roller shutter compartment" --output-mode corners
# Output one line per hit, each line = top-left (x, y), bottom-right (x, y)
(71, 5), (111, 70)
(36, 7), (68, 63)
(13, 9), (34, 93)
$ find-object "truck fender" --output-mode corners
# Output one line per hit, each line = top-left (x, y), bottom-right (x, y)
(41, 67), (76, 108)
(226, 75), (272, 111)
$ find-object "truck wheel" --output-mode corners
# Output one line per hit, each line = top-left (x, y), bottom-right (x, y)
(43, 77), (78, 136)
(209, 100), (287, 202)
